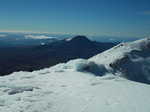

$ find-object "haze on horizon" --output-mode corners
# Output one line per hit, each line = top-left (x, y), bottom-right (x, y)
(0, 0), (150, 38)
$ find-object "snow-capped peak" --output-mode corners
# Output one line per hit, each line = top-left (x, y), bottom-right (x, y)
(65, 37), (73, 41)
(65, 35), (90, 42)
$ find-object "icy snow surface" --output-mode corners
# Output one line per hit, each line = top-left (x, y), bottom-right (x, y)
(0, 68), (150, 112)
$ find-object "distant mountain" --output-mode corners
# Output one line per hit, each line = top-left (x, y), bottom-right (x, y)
(0, 35), (116, 76)
(35, 35), (117, 60)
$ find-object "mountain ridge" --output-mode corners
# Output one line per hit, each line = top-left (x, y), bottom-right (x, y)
(89, 38), (150, 84)
(0, 38), (150, 112)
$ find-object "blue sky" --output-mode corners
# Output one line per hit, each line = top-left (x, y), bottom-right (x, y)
(0, 0), (150, 37)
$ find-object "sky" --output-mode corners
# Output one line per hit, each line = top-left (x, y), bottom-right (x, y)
(0, 0), (150, 38)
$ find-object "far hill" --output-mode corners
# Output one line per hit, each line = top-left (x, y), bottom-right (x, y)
(0, 35), (117, 75)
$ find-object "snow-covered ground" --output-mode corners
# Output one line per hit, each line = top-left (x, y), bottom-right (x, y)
(1, 69), (150, 112)
(0, 38), (150, 112)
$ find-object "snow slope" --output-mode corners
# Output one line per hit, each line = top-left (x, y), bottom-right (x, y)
(0, 38), (150, 112)
(90, 38), (150, 83)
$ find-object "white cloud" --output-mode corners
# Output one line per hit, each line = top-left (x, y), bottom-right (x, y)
(138, 11), (150, 15)
(25, 35), (56, 39)
(143, 11), (150, 15)
(0, 34), (7, 37)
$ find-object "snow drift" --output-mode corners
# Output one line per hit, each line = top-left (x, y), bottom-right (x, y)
(50, 59), (107, 76)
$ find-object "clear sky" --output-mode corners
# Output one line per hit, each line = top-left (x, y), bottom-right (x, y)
(0, 0), (150, 37)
